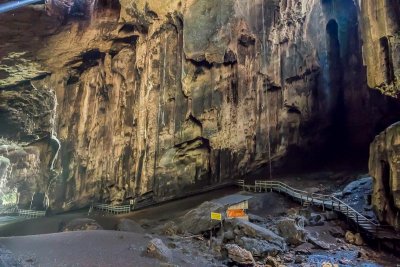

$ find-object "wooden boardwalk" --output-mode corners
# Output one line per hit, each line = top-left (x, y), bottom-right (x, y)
(92, 203), (131, 215)
(16, 209), (46, 218)
(237, 180), (400, 241)
(0, 204), (46, 218)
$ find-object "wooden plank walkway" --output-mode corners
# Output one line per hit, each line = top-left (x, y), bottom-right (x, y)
(16, 209), (46, 218)
(237, 180), (400, 241)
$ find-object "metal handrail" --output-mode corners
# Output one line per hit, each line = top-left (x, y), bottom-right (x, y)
(16, 208), (46, 218)
(237, 180), (400, 238)
(93, 203), (131, 214)
(255, 180), (379, 226)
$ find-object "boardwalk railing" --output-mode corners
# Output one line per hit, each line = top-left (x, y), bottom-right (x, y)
(238, 180), (400, 240)
(93, 203), (131, 214)
(16, 209), (46, 218)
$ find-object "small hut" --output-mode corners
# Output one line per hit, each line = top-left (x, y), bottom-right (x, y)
(212, 194), (253, 220)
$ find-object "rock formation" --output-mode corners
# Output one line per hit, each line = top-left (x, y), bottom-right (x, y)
(361, 0), (400, 98)
(1, 0), (400, 212)
(363, 0), (400, 229)
(369, 122), (400, 229)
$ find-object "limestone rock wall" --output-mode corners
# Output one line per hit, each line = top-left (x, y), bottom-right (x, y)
(361, 0), (400, 98)
(1, 0), (400, 212)
(362, 0), (400, 228)
(369, 122), (400, 229)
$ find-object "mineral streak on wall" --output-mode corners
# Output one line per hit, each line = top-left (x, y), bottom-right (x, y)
(0, 0), (400, 212)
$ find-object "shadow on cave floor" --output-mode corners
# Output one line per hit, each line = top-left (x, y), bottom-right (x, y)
(0, 186), (240, 237)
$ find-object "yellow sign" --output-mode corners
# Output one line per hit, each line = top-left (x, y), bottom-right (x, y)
(211, 212), (222, 221)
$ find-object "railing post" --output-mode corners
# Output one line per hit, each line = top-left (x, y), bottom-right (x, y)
(322, 200), (325, 211)
(356, 214), (359, 232)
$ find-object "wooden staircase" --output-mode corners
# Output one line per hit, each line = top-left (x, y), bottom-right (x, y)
(237, 180), (400, 241)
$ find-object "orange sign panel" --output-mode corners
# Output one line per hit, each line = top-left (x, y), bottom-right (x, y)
(226, 209), (246, 218)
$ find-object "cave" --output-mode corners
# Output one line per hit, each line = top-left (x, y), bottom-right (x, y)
(0, 0), (400, 265)
(325, 19), (347, 157)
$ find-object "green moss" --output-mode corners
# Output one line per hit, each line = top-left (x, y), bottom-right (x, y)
(1, 190), (17, 205)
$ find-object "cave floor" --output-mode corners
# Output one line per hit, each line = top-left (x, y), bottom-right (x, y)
(0, 172), (398, 266)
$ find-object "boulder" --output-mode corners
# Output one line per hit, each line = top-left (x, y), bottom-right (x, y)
(308, 213), (325, 226)
(61, 218), (102, 232)
(146, 238), (172, 262)
(342, 177), (372, 197)
(294, 255), (304, 264)
(276, 218), (306, 246)
(369, 123), (400, 229)
(236, 236), (282, 257)
(117, 219), (145, 233)
(224, 229), (235, 241)
(354, 233), (364, 246)
(345, 231), (355, 244)
(323, 211), (339, 221)
(345, 231), (364, 246)
(265, 256), (279, 267)
(328, 227), (345, 238)
(248, 214), (268, 224)
(179, 201), (225, 234)
(307, 236), (330, 250)
(227, 219), (286, 251)
(225, 244), (255, 266)
(159, 221), (179, 236)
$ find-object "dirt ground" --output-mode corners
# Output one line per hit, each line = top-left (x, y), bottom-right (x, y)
(0, 230), (213, 267)
(0, 173), (399, 267)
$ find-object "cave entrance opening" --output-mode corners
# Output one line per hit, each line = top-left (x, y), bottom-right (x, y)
(325, 19), (347, 157)
(29, 192), (48, 211)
